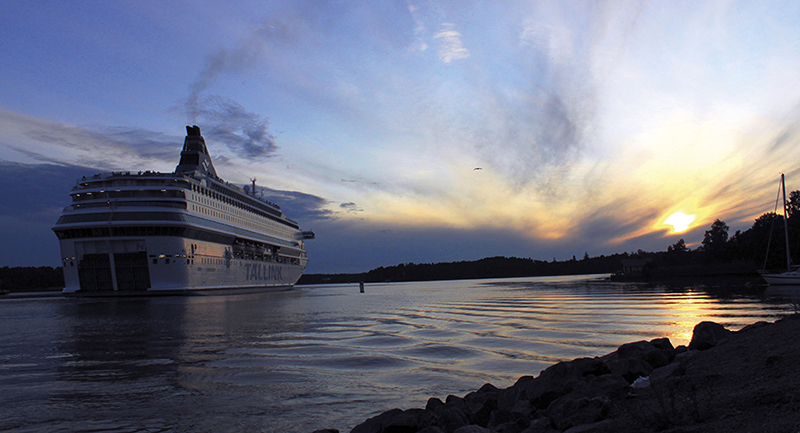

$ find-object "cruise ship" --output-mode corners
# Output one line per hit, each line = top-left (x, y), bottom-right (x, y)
(52, 125), (315, 295)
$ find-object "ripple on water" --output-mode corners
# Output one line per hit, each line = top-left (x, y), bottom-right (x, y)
(307, 354), (416, 370)
(398, 342), (480, 360)
(345, 334), (416, 347)
(403, 327), (464, 340)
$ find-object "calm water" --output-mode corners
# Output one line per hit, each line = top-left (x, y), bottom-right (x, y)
(0, 275), (796, 432)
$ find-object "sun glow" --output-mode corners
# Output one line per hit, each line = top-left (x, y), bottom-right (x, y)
(663, 212), (696, 233)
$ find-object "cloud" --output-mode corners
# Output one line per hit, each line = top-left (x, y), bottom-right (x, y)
(0, 110), (178, 170)
(256, 186), (334, 223)
(433, 23), (469, 63)
(192, 96), (278, 159)
(339, 202), (363, 213)
(407, 3), (428, 52)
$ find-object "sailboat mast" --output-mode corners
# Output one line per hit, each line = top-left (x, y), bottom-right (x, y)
(782, 173), (791, 271)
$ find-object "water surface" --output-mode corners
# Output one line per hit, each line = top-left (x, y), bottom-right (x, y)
(0, 275), (795, 432)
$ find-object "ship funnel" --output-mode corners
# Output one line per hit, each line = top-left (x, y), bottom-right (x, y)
(175, 125), (218, 178)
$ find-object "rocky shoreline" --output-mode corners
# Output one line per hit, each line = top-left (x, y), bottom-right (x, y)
(314, 315), (800, 433)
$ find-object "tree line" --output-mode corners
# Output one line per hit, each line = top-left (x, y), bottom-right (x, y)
(0, 266), (64, 292)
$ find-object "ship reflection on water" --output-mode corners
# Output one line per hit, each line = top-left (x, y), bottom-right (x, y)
(0, 276), (795, 432)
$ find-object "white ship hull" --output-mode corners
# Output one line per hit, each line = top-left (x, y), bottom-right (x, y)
(59, 237), (306, 295)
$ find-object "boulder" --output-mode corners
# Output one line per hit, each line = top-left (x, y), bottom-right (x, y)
(351, 409), (403, 433)
(518, 358), (610, 409)
(426, 397), (445, 412)
(520, 417), (558, 433)
(453, 425), (491, 433)
(600, 354), (652, 383)
(648, 337), (676, 363)
(562, 419), (614, 433)
(546, 395), (611, 431)
(688, 321), (732, 350)
(382, 408), (436, 433)
(435, 407), (469, 432)
(427, 395), (470, 432)
(350, 408), (436, 433)
(463, 383), (500, 426)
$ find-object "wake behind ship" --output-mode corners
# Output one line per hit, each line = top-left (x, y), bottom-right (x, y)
(52, 125), (315, 295)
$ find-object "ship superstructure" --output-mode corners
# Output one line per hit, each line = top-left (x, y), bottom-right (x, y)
(52, 125), (314, 294)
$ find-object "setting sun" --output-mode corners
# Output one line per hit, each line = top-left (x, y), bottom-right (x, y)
(664, 212), (696, 233)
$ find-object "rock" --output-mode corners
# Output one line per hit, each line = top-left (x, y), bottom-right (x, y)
(649, 361), (681, 384)
(417, 427), (445, 433)
(435, 407), (469, 432)
(497, 376), (534, 409)
(688, 321), (732, 350)
(649, 337), (676, 363)
(562, 419), (614, 433)
(582, 374), (629, 399)
(487, 409), (515, 428)
(382, 408), (436, 433)
(518, 358), (610, 409)
(453, 425), (491, 433)
(464, 384), (500, 426)
(507, 398), (534, 419)
(600, 352), (653, 383)
(426, 397), (445, 412)
(493, 418), (530, 433)
(738, 321), (770, 333)
(351, 409), (403, 433)
(546, 395), (611, 431)
(619, 340), (670, 369)
(520, 417), (558, 433)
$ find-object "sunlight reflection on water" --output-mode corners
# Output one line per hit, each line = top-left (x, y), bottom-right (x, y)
(0, 275), (795, 432)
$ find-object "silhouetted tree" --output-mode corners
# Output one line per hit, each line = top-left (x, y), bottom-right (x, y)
(787, 190), (800, 219)
(702, 219), (729, 262)
(667, 238), (687, 253)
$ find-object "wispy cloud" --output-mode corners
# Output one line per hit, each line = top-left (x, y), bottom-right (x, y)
(257, 186), (335, 222)
(192, 96), (278, 159)
(408, 3), (428, 52)
(0, 110), (177, 170)
(433, 23), (469, 63)
(340, 202), (363, 213)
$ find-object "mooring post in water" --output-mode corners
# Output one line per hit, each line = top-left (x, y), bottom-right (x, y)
(359, 281), (365, 293)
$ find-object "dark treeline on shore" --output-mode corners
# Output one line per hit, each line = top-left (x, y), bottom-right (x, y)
(0, 266), (64, 292)
(299, 254), (626, 285)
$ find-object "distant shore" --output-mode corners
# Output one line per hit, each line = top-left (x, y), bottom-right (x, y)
(315, 314), (800, 433)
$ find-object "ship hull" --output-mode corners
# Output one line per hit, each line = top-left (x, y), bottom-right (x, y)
(59, 236), (306, 295)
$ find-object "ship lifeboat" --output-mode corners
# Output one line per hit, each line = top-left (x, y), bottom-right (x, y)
(255, 245), (266, 256)
(233, 241), (245, 254)
(245, 243), (255, 255)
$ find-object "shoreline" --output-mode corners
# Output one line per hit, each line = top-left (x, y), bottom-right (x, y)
(316, 315), (800, 433)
